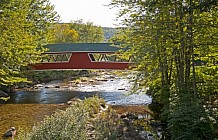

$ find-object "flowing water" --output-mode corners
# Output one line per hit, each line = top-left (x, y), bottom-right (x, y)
(0, 76), (153, 137)
(1, 77), (152, 105)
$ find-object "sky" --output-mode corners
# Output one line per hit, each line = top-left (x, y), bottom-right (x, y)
(49, 0), (121, 27)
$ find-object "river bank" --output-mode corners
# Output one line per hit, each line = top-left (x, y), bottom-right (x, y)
(0, 104), (152, 139)
(0, 104), (67, 136)
(0, 72), (156, 139)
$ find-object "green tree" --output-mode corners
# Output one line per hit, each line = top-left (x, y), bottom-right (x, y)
(70, 19), (104, 43)
(47, 23), (79, 43)
(0, 0), (58, 86)
(111, 0), (217, 139)
(47, 20), (104, 44)
(108, 28), (130, 44)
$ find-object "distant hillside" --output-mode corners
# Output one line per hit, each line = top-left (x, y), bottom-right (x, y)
(103, 27), (117, 42)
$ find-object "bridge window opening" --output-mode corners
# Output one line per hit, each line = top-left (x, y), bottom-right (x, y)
(88, 54), (99, 61)
(89, 54), (96, 61)
(98, 54), (108, 61)
(106, 54), (117, 61)
(41, 53), (72, 63)
(128, 55), (136, 62)
(88, 53), (132, 62)
(89, 53), (116, 62)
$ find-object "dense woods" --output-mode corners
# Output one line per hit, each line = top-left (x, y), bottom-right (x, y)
(110, 0), (218, 139)
(47, 20), (105, 44)
(0, 0), (58, 86)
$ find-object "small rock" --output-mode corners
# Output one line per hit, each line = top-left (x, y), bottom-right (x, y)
(100, 104), (109, 112)
(54, 85), (60, 88)
(120, 113), (127, 119)
(67, 101), (73, 105)
(68, 81), (74, 83)
(96, 78), (108, 81)
(118, 88), (125, 90)
(101, 79), (108, 81)
(45, 85), (53, 88)
(81, 79), (87, 82)
(35, 84), (43, 87)
(68, 98), (82, 105)
(3, 127), (16, 138)
(138, 115), (145, 119)
(110, 75), (115, 78)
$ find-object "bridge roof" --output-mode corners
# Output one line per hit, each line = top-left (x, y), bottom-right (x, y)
(44, 43), (123, 53)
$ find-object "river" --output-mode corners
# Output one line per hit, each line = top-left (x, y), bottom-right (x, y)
(1, 76), (152, 105)
(0, 74), (152, 136)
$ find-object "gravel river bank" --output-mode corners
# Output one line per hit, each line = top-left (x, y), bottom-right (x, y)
(0, 73), (153, 138)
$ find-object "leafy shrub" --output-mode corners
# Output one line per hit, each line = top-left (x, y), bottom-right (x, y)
(17, 97), (120, 140)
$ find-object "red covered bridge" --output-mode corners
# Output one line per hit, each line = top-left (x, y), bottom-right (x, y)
(32, 43), (134, 70)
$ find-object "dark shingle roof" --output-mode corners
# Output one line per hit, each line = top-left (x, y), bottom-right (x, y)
(44, 43), (123, 53)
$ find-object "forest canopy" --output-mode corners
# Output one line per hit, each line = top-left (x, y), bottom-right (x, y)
(110, 0), (218, 139)
(0, 0), (58, 86)
(47, 20), (105, 44)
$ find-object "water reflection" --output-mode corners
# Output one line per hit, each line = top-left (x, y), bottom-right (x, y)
(3, 90), (97, 104)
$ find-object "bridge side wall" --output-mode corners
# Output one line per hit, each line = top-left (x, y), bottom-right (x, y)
(33, 52), (129, 70)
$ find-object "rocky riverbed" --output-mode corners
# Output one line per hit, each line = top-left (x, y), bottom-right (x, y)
(0, 104), (158, 139)
(2, 72), (152, 105)
(0, 72), (160, 139)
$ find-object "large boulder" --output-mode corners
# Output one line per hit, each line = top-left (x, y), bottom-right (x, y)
(0, 90), (9, 98)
